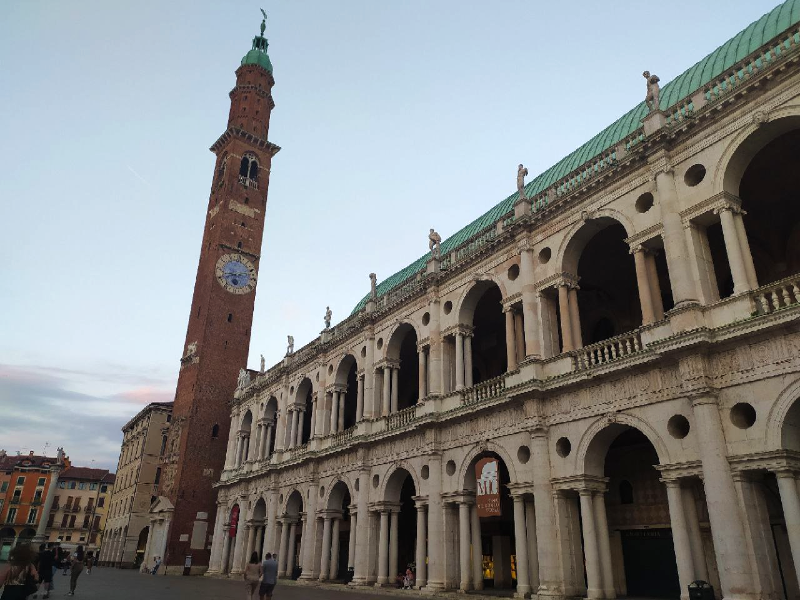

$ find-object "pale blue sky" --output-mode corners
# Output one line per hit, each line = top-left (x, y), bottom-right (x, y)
(0, 0), (779, 468)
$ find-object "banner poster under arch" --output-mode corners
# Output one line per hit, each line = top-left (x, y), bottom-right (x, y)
(229, 505), (240, 538)
(476, 458), (501, 517)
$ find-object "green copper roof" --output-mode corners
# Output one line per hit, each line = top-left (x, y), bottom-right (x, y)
(242, 35), (273, 73)
(351, 0), (800, 314)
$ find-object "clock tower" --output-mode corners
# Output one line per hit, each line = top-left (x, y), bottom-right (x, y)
(158, 14), (279, 574)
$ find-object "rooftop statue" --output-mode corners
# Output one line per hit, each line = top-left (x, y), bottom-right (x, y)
(429, 229), (442, 259)
(643, 71), (661, 112)
(324, 306), (332, 329)
(517, 164), (529, 199)
(260, 354), (265, 374)
(237, 368), (250, 390)
(260, 8), (267, 36)
(286, 335), (294, 356)
(369, 273), (377, 300)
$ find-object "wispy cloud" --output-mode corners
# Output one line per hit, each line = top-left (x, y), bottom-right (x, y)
(0, 363), (174, 470)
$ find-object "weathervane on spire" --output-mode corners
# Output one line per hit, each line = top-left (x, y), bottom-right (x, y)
(260, 8), (267, 36)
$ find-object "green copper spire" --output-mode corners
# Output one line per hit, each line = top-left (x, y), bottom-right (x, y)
(241, 9), (273, 73)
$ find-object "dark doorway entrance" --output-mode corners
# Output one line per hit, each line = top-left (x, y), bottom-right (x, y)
(621, 529), (680, 598)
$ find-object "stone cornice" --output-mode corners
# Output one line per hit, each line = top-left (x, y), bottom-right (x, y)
(209, 127), (281, 156)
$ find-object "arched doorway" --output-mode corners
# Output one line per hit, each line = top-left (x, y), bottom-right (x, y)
(386, 324), (420, 412)
(333, 355), (358, 432)
(264, 396), (278, 458)
(135, 526), (149, 568)
(461, 452), (517, 592)
(377, 468), (418, 586)
(290, 378), (313, 447)
(281, 490), (304, 579)
(238, 410), (253, 465)
(583, 425), (683, 599)
(221, 503), (241, 574)
(251, 498), (267, 562)
(320, 481), (353, 582)
(17, 528), (35, 547)
(460, 281), (507, 387)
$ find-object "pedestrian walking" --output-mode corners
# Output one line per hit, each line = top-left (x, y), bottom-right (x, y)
(84, 552), (93, 575)
(151, 556), (161, 575)
(67, 545), (85, 596)
(36, 543), (55, 598)
(244, 552), (260, 599)
(61, 550), (70, 576)
(258, 552), (278, 600)
(0, 544), (39, 600)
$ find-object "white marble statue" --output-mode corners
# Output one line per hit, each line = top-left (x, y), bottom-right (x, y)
(429, 229), (442, 260)
(517, 164), (529, 198)
(643, 71), (661, 111)
(324, 306), (332, 329)
(286, 335), (294, 356)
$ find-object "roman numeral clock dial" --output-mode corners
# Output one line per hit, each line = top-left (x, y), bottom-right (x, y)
(215, 253), (257, 295)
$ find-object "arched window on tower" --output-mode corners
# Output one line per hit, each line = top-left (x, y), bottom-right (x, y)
(239, 153), (259, 189)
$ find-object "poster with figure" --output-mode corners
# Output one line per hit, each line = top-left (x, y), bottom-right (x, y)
(229, 505), (240, 538)
(475, 458), (501, 517)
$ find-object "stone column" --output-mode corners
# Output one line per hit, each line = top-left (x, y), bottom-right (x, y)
(655, 168), (698, 307)
(319, 517), (332, 581)
(775, 471), (800, 586)
(734, 212), (758, 289)
(415, 505), (427, 588)
(330, 517), (341, 580)
(257, 423), (267, 459)
(579, 491), (603, 599)
(391, 368), (399, 413)
(419, 348), (428, 399)
(33, 463), (62, 543)
(558, 285), (574, 353)
(277, 520), (289, 577)
(352, 470), (371, 585)
(459, 502), (473, 591)
(234, 433), (244, 465)
(568, 287), (583, 349)
(592, 492), (615, 599)
(682, 484), (709, 581)
(665, 480), (696, 600)
(464, 336), (473, 388)
(338, 391), (345, 431)
(471, 504), (483, 591)
(389, 510), (399, 579)
(231, 520), (247, 575)
(220, 527), (232, 574)
(513, 496), (531, 598)
(295, 410), (305, 446)
(348, 513), (357, 570)
(244, 523), (256, 565)
(356, 376), (365, 421)
(717, 206), (750, 295)
(645, 251), (665, 320)
(425, 455), (445, 591)
(633, 246), (657, 325)
(364, 329), (376, 419)
(300, 482), (319, 580)
(225, 418), (238, 468)
(330, 391), (340, 434)
(377, 510), (390, 585)
(530, 428), (561, 596)
(514, 311), (525, 366)
(525, 501), (539, 590)
(286, 522), (298, 576)
(691, 394), (754, 598)
(520, 246), (541, 358)
(309, 401), (317, 440)
(382, 368), (391, 416)
(505, 308), (518, 370)
(265, 490), (278, 554)
(286, 410), (296, 449)
(455, 332), (465, 391)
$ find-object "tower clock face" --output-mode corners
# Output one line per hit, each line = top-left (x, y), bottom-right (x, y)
(215, 254), (257, 294)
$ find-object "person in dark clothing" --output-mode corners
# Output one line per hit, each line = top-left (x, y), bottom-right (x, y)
(259, 553), (278, 600)
(37, 543), (55, 598)
(68, 545), (85, 596)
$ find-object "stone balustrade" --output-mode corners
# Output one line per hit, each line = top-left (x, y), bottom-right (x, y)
(752, 274), (800, 315)
(573, 329), (644, 371)
(461, 374), (506, 406)
(289, 442), (309, 460)
(331, 426), (355, 447)
(385, 405), (417, 431)
(237, 174), (259, 189)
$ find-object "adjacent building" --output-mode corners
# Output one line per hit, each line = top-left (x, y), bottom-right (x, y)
(0, 451), (65, 560)
(99, 401), (172, 568)
(47, 467), (115, 554)
(201, 1), (800, 599)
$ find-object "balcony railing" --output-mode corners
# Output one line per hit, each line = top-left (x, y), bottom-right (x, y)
(461, 374), (506, 406)
(289, 443), (309, 460)
(573, 329), (644, 371)
(331, 426), (355, 447)
(385, 405), (417, 431)
(751, 274), (800, 315)
(238, 175), (259, 189)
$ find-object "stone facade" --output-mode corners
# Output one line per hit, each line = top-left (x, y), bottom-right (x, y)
(47, 467), (114, 555)
(208, 9), (800, 600)
(99, 401), (172, 568)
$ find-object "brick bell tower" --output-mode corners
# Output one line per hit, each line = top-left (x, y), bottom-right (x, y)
(159, 13), (279, 573)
